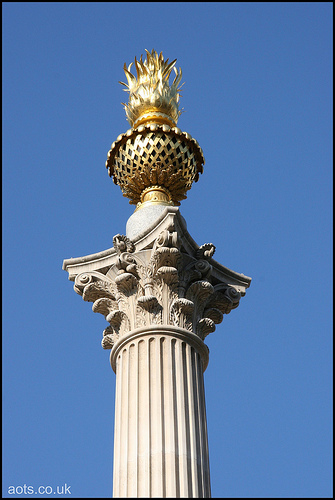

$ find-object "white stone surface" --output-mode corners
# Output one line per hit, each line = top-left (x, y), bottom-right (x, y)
(111, 326), (211, 498)
(126, 204), (180, 241)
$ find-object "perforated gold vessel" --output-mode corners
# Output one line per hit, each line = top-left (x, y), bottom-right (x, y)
(106, 50), (205, 209)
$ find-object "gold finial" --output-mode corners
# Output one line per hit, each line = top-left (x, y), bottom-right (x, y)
(119, 49), (184, 128)
(106, 50), (204, 210)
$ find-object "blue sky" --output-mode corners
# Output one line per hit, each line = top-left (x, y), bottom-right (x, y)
(2, 2), (333, 498)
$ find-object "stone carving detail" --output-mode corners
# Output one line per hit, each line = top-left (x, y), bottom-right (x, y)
(170, 298), (194, 331)
(113, 234), (135, 255)
(73, 231), (242, 349)
(196, 243), (216, 260)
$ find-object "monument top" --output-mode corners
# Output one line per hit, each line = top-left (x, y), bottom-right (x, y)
(105, 49), (205, 211)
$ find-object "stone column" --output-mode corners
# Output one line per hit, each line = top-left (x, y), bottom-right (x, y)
(63, 50), (251, 498)
(111, 326), (210, 498)
(63, 208), (251, 498)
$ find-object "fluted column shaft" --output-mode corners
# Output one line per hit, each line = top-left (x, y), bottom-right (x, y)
(110, 326), (211, 498)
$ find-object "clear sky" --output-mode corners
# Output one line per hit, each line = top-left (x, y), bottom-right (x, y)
(2, 2), (333, 498)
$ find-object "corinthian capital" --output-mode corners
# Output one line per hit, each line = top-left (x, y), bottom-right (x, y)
(63, 207), (251, 350)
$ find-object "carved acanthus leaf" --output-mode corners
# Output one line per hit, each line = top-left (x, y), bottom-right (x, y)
(152, 277), (163, 304)
(101, 335), (115, 349)
(135, 303), (147, 329)
(170, 298), (194, 331)
(137, 297), (163, 327)
(186, 280), (214, 305)
(137, 294), (161, 312)
(197, 318), (216, 339)
(150, 308), (163, 325)
(115, 272), (138, 295)
(92, 297), (118, 317)
(106, 310), (130, 337)
(82, 281), (116, 302)
(156, 266), (179, 284)
(101, 326), (118, 350)
(149, 247), (181, 277)
(203, 307), (224, 325)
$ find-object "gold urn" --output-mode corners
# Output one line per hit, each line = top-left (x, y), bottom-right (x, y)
(106, 49), (205, 209)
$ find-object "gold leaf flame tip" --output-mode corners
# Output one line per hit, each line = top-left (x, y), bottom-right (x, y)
(120, 49), (184, 127)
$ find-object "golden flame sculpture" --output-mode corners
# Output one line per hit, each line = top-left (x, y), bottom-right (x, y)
(106, 49), (205, 209)
(120, 49), (184, 128)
